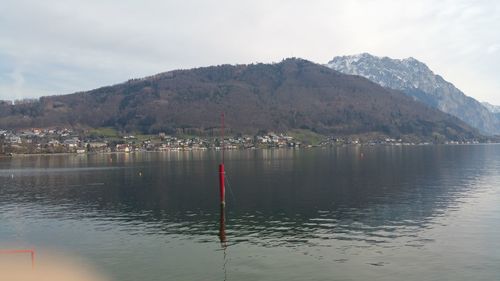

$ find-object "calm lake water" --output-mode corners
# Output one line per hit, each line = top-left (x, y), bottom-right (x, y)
(0, 145), (499, 280)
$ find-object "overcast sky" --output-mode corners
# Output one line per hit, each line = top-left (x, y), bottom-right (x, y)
(1, 0), (499, 104)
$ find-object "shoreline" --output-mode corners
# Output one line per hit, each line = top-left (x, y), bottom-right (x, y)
(1, 142), (499, 158)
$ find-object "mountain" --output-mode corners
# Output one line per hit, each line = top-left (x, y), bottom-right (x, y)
(0, 58), (481, 141)
(483, 102), (500, 123)
(482, 102), (500, 113)
(327, 53), (500, 135)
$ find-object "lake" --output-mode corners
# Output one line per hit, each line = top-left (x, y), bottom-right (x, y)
(0, 145), (499, 280)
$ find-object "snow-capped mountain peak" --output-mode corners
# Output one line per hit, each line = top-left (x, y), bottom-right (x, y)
(326, 53), (500, 135)
(327, 54), (437, 92)
(482, 102), (500, 114)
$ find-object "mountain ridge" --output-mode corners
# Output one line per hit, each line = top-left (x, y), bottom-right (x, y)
(327, 53), (500, 135)
(482, 102), (500, 113)
(0, 58), (481, 142)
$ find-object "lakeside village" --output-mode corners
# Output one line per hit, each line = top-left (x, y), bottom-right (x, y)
(0, 127), (483, 155)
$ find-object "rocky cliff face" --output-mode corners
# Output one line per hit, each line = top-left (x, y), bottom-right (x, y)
(327, 53), (499, 135)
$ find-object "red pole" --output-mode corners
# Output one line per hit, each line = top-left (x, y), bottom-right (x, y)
(221, 113), (225, 164)
(219, 163), (225, 206)
(219, 113), (225, 207)
(219, 203), (226, 244)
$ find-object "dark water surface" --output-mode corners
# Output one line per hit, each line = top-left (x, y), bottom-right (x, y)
(0, 145), (499, 280)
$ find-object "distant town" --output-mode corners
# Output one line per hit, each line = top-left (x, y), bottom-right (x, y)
(0, 127), (487, 156)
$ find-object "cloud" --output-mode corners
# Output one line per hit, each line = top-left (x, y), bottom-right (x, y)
(0, 0), (499, 104)
(487, 45), (500, 54)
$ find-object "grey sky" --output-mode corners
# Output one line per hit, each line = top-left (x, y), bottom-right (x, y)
(1, 0), (499, 104)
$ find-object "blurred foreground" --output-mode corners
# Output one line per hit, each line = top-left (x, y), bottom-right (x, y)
(0, 250), (109, 281)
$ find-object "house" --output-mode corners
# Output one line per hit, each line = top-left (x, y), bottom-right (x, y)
(87, 142), (109, 153)
(116, 144), (130, 153)
(8, 135), (22, 144)
(89, 142), (108, 148)
(48, 139), (61, 146)
(63, 138), (80, 148)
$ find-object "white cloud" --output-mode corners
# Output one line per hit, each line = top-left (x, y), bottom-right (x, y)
(487, 45), (500, 54)
(0, 0), (499, 104)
